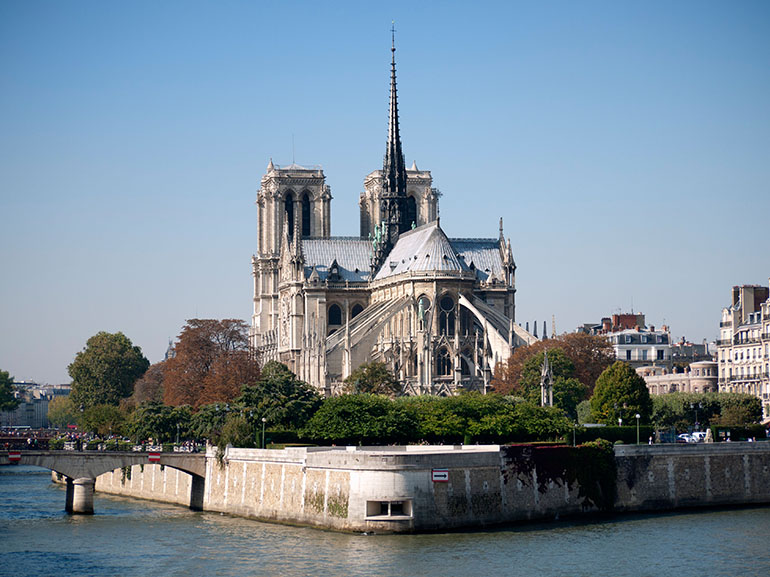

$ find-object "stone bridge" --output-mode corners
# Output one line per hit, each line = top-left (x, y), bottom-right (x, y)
(0, 450), (207, 514)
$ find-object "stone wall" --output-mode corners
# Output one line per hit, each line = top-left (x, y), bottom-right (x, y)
(87, 442), (770, 533)
(95, 463), (194, 507)
(614, 442), (770, 511)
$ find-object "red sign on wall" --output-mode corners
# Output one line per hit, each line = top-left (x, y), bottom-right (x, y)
(148, 452), (161, 463)
(8, 452), (21, 463)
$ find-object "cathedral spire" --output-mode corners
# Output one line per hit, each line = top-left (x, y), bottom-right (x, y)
(383, 22), (407, 203)
(372, 23), (409, 273)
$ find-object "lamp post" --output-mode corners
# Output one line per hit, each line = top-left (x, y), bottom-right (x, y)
(690, 402), (702, 431)
(635, 413), (641, 445)
(261, 417), (267, 449)
(175, 422), (180, 445)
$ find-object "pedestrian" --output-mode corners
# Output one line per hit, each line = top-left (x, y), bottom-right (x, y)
(648, 436), (653, 445)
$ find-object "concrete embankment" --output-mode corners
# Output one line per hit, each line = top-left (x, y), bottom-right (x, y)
(87, 442), (770, 533)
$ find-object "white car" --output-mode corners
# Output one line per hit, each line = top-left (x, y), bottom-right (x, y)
(677, 433), (697, 443)
(691, 432), (707, 442)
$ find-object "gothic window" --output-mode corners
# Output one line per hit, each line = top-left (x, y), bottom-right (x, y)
(351, 303), (364, 318)
(417, 295), (431, 331)
(405, 195), (417, 229)
(460, 350), (472, 376)
(301, 191), (311, 237)
(439, 295), (455, 336)
(284, 193), (295, 239)
(328, 304), (342, 327)
(437, 347), (452, 376)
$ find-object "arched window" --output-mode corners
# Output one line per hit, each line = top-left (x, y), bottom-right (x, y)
(405, 195), (417, 229)
(351, 303), (364, 318)
(437, 347), (452, 376)
(417, 295), (431, 331)
(328, 304), (342, 326)
(301, 192), (311, 237)
(284, 193), (295, 239)
(439, 295), (455, 336)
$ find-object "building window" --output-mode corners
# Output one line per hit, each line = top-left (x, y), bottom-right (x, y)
(351, 303), (364, 318)
(625, 335), (632, 344)
(301, 192), (311, 237)
(417, 296), (431, 331)
(626, 350), (632, 361)
(437, 347), (452, 376)
(328, 304), (342, 326)
(641, 350), (648, 361)
(284, 194), (295, 239)
(405, 195), (417, 230)
(439, 295), (455, 336)
(657, 350), (664, 361)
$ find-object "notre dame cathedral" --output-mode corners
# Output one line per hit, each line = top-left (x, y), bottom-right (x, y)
(250, 37), (536, 395)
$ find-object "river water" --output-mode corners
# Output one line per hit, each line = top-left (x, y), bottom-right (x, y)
(2, 465), (769, 577)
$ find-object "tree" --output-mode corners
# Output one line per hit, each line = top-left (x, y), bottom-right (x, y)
(343, 361), (400, 396)
(163, 319), (259, 408)
(0, 369), (20, 412)
(590, 361), (653, 425)
(131, 361), (166, 405)
(48, 396), (78, 428)
(236, 361), (321, 430)
(504, 349), (588, 419)
(127, 402), (192, 443)
(554, 333), (615, 395)
(492, 333), (614, 396)
(78, 404), (127, 437)
(302, 394), (418, 445)
(68, 332), (150, 408)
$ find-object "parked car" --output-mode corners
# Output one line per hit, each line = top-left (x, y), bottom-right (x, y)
(692, 432), (708, 442)
(677, 433), (697, 443)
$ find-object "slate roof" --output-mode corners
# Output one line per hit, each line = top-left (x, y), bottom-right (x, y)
(373, 222), (468, 281)
(450, 239), (505, 282)
(301, 238), (371, 282)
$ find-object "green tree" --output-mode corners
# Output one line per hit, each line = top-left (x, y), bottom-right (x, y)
(302, 394), (418, 445)
(68, 332), (150, 408)
(516, 349), (588, 418)
(590, 361), (653, 425)
(127, 402), (192, 443)
(343, 361), (401, 396)
(78, 404), (127, 437)
(48, 395), (78, 428)
(236, 361), (320, 430)
(0, 370), (20, 412)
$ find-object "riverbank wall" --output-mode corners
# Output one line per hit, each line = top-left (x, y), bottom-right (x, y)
(88, 442), (770, 533)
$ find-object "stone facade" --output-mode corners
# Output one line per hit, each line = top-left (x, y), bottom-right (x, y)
(250, 43), (535, 395)
(717, 282), (770, 417)
(637, 361), (718, 395)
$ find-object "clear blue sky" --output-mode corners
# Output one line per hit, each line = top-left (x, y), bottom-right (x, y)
(1, 1), (768, 384)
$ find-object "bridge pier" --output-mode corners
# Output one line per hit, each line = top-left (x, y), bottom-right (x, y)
(65, 477), (96, 514)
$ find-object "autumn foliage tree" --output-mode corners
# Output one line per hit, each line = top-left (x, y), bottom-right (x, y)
(492, 333), (615, 397)
(131, 361), (166, 405)
(162, 319), (260, 408)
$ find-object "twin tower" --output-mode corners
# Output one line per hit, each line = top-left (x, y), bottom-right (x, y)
(251, 36), (528, 395)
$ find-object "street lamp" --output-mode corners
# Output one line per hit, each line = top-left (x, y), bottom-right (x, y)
(690, 402), (702, 431)
(635, 413), (641, 444)
(261, 417), (267, 449)
(175, 423), (180, 445)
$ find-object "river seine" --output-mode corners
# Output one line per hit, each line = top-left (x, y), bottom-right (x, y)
(2, 465), (769, 577)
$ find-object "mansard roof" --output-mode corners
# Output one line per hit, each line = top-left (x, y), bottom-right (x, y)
(301, 237), (370, 283)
